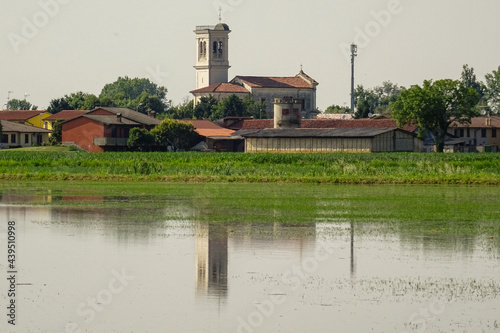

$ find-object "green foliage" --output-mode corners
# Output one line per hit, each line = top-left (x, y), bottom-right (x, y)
(6, 99), (38, 110)
(242, 97), (268, 119)
(210, 94), (249, 120)
(127, 128), (155, 151)
(99, 77), (170, 114)
(151, 119), (201, 151)
(194, 95), (218, 119)
(461, 64), (485, 100)
(47, 92), (99, 114)
(354, 81), (402, 118)
(392, 79), (480, 152)
(324, 105), (350, 114)
(485, 65), (500, 108)
(49, 120), (63, 146)
(165, 98), (195, 119)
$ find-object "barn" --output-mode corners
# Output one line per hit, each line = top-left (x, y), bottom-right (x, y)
(235, 128), (422, 153)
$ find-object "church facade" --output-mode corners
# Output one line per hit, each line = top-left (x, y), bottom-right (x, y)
(190, 23), (319, 119)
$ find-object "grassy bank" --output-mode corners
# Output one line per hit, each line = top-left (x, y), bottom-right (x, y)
(0, 151), (500, 184)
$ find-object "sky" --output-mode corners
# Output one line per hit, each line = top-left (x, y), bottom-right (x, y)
(1, 0), (500, 111)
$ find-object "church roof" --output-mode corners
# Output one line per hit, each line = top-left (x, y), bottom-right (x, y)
(190, 82), (250, 94)
(234, 72), (318, 89)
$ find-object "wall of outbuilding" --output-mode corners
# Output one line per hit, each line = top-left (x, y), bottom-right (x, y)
(62, 118), (105, 153)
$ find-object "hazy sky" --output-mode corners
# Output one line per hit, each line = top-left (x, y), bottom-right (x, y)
(2, 0), (500, 111)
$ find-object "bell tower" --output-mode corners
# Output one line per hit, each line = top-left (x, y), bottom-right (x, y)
(194, 23), (231, 90)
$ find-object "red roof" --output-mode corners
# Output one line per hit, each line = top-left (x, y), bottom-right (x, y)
(190, 83), (250, 94)
(0, 110), (47, 121)
(451, 116), (500, 128)
(44, 110), (87, 121)
(235, 76), (315, 89)
(179, 119), (235, 137)
(235, 119), (417, 132)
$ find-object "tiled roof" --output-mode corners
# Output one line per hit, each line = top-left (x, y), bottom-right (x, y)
(190, 83), (250, 94)
(0, 110), (48, 121)
(179, 119), (235, 137)
(0, 120), (51, 133)
(44, 110), (87, 121)
(89, 107), (161, 126)
(236, 119), (417, 132)
(234, 72), (317, 89)
(83, 115), (139, 126)
(235, 128), (399, 138)
(451, 116), (500, 128)
(235, 76), (314, 89)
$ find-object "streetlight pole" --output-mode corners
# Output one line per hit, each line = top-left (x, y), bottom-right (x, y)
(350, 44), (357, 113)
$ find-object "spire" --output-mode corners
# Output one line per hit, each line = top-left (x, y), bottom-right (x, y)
(219, 6), (222, 23)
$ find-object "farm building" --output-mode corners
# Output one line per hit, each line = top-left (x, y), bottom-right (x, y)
(0, 110), (52, 129)
(235, 128), (421, 153)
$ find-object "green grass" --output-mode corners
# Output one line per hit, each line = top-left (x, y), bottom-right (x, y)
(1, 181), (499, 241)
(4, 145), (75, 152)
(0, 151), (499, 184)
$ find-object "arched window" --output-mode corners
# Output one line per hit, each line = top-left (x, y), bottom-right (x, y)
(218, 41), (223, 55)
(213, 41), (218, 54)
(203, 41), (207, 55)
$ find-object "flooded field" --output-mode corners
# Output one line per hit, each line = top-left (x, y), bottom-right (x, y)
(0, 182), (499, 332)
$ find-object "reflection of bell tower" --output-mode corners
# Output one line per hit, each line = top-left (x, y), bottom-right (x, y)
(194, 23), (231, 90)
(195, 222), (228, 298)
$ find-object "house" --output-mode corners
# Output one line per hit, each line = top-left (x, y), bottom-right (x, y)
(190, 23), (318, 119)
(0, 120), (51, 148)
(178, 119), (242, 152)
(43, 110), (87, 130)
(62, 107), (160, 152)
(448, 116), (500, 152)
(0, 110), (52, 129)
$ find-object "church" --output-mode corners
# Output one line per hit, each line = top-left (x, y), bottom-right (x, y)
(190, 22), (319, 119)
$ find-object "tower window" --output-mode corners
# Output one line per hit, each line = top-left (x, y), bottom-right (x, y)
(213, 41), (217, 54)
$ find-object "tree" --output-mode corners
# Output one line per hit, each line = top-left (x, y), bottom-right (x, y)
(193, 95), (218, 119)
(49, 120), (63, 145)
(99, 77), (170, 115)
(210, 94), (249, 120)
(324, 104), (350, 114)
(242, 97), (268, 119)
(47, 92), (99, 114)
(484, 65), (500, 109)
(460, 64), (485, 100)
(151, 119), (201, 151)
(166, 98), (195, 119)
(353, 81), (402, 118)
(7, 99), (38, 110)
(127, 128), (155, 151)
(391, 79), (480, 152)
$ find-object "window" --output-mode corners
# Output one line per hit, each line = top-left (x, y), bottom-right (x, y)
(481, 129), (487, 138)
(25, 134), (29, 144)
(213, 41), (218, 54)
(10, 134), (16, 144)
(466, 128), (470, 137)
(2, 134), (7, 143)
(459, 129), (464, 137)
(493, 129), (497, 138)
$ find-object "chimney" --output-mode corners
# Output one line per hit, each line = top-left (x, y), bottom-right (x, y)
(147, 110), (156, 118)
(486, 117), (491, 126)
(116, 113), (122, 122)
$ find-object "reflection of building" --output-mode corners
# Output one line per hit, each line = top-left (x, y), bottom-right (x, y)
(195, 222), (228, 298)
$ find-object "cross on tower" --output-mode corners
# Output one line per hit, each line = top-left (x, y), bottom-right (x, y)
(219, 6), (222, 23)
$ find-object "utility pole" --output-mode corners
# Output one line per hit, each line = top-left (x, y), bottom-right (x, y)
(350, 44), (357, 113)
